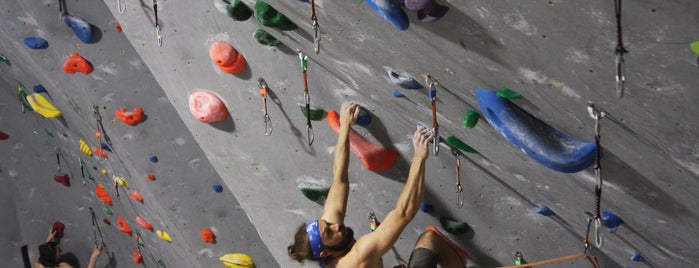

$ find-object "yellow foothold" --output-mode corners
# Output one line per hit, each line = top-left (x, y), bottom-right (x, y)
(97, 183), (104, 189)
(156, 230), (172, 242)
(79, 139), (92, 156)
(219, 253), (254, 268)
(101, 169), (108, 175)
(113, 176), (130, 189)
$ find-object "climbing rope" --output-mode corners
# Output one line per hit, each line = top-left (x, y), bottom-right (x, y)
(451, 148), (464, 208)
(297, 50), (314, 145)
(614, 0), (627, 98)
(311, 0), (320, 54)
(424, 74), (439, 156)
(587, 103), (606, 248)
(153, 0), (162, 46)
(258, 78), (273, 136)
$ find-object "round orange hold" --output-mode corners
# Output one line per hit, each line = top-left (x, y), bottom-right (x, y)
(200, 228), (215, 243)
(146, 174), (155, 180)
(115, 23), (123, 33)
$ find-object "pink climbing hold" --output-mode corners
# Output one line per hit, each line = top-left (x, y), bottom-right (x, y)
(209, 41), (247, 74)
(62, 52), (93, 74)
(54, 174), (70, 187)
(189, 91), (229, 123)
(326, 110), (398, 171)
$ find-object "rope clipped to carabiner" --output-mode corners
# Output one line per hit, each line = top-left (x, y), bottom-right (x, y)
(614, 0), (628, 98)
(451, 148), (464, 208)
(94, 105), (112, 147)
(311, 0), (320, 54)
(258, 78), (273, 136)
(424, 74), (439, 156)
(297, 50), (314, 145)
(89, 207), (106, 248)
(153, 0), (162, 46)
(117, 0), (125, 14)
(587, 103), (605, 248)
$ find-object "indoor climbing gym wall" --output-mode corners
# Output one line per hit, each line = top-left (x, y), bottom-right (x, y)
(1, 0), (698, 267)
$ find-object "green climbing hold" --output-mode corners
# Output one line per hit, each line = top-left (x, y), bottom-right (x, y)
(93, 166), (98, 171)
(45, 129), (54, 137)
(254, 1), (297, 31)
(462, 109), (479, 129)
(446, 136), (478, 154)
(299, 104), (325, 121)
(300, 187), (329, 201)
(691, 41), (699, 56)
(214, 0), (253, 21)
(0, 53), (9, 65)
(103, 205), (113, 216)
(157, 259), (166, 267)
(496, 88), (522, 99)
(439, 216), (469, 235)
(253, 28), (281, 46)
(297, 178), (329, 201)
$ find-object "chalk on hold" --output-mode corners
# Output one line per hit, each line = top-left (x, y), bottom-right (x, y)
(62, 52), (93, 75)
(201, 228), (215, 243)
(534, 204), (555, 216)
(103, 205), (113, 216)
(23, 37), (49, 49)
(299, 104), (325, 121)
(439, 216), (469, 235)
(445, 136), (478, 154)
(355, 108), (372, 126)
(188, 91), (229, 123)
(96, 185), (113, 206)
(387, 69), (422, 89)
(392, 90), (405, 98)
(213, 185), (223, 193)
(602, 210), (623, 232)
(326, 110), (398, 171)
(135, 216), (153, 230)
(220, 253), (254, 268)
(133, 251), (144, 264)
(209, 41), (247, 74)
(419, 203), (435, 214)
(128, 191), (143, 202)
(117, 216), (132, 236)
(149, 155), (158, 163)
(52, 221), (65, 239)
(54, 174), (70, 187)
(425, 225), (469, 260)
(115, 107), (144, 125)
(79, 139), (92, 156)
(254, 1), (297, 30)
(146, 174), (156, 180)
(0, 131), (9, 140)
(462, 109), (480, 129)
(156, 230), (173, 242)
(214, 0), (253, 21)
(253, 28), (281, 46)
(91, 146), (108, 158)
(63, 13), (93, 43)
(496, 87), (522, 99)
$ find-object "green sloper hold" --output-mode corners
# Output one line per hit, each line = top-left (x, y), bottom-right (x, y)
(299, 104), (325, 121)
(297, 179), (329, 201)
(103, 205), (113, 216)
(255, 1), (297, 31)
(446, 136), (478, 154)
(462, 109), (479, 129)
(214, 0), (253, 21)
(691, 41), (699, 56)
(254, 28), (281, 46)
(496, 88), (522, 99)
(439, 217), (469, 235)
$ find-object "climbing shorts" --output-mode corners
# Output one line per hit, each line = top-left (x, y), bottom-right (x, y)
(407, 247), (438, 268)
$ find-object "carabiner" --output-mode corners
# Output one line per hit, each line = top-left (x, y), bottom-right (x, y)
(117, 0), (126, 14)
(312, 16), (320, 54)
(593, 217), (604, 248)
(258, 78), (273, 136)
(615, 51), (625, 98)
(307, 125), (314, 145)
(156, 26), (162, 47)
(453, 148), (463, 208)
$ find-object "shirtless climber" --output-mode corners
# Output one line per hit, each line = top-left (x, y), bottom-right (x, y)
(35, 227), (102, 268)
(288, 102), (465, 267)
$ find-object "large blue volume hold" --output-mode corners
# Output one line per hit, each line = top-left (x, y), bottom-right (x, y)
(475, 88), (596, 173)
(364, 0), (409, 30)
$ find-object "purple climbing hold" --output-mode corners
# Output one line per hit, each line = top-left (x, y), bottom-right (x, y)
(213, 185), (223, 193)
(416, 1), (449, 23)
(33, 84), (48, 93)
(24, 37), (49, 49)
(631, 252), (646, 262)
(149, 155), (158, 163)
(534, 204), (555, 216)
(602, 210), (623, 232)
(392, 90), (405, 98)
(356, 108), (372, 126)
(419, 203), (435, 213)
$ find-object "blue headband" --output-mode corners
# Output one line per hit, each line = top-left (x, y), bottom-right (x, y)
(306, 220), (323, 259)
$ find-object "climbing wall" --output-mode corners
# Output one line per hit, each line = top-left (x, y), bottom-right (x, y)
(1, 0), (698, 267)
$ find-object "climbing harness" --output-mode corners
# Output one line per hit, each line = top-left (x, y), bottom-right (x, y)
(310, 0), (320, 54)
(451, 148), (464, 208)
(297, 50), (314, 145)
(153, 0), (162, 46)
(587, 103), (606, 248)
(258, 78), (273, 136)
(424, 74), (439, 156)
(116, 0), (125, 14)
(614, 0), (627, 98)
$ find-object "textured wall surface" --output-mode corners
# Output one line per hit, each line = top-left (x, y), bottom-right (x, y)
(1, 0), (698, 267)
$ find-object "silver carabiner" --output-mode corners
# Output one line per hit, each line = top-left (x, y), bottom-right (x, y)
(312, 17), (320, 54)
(117, 0), (126, 14)
(615, 51), (625, 98)
(594, 217), (604, 248)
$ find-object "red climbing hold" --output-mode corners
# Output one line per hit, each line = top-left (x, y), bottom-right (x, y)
(95, 185), (113, 206)
(133, 251), (143, 264)
(128, 191), (143, 202)
(326, 110), (399, 171)
(103, 219), (111, 225)
(189, 91), (229, 123)
(62, 52), (93, 75)
(52, 221), (65, 239)
(117, 216), (132, 236)
(115, 23), (123, 33)
(200, 228), (215, 243)
(0, 131), (9, 140)
(209, 41), (247, 74)
(115, 107), (144, 125)
(91, 146), (108, 158)
(54, 174), (70, 187)
(146, 174), (156, 180)
(135, 216), (153, 231)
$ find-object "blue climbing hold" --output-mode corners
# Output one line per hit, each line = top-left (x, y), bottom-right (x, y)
(364, 0), (409, 30)
(64, 13), (93, 43)
(23, 37), (49, 49)
(419, 203), (435, 213)
(213, 185), (223, 193)
(602, 210), (623, 232)
(101, 142), (112, 152)
(475, 88), (596, 173)
(388, 69), (422, 89)
(534, 204), (555, 216)
(32, 84), (48, 94)
(149, 156), (158, 163)
(392, 90), (405, 98)
(631, 252), (645, 262)
(356, 108), (372, 126)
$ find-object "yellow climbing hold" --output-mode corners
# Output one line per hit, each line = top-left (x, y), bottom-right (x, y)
(219, 253), (254, 268)
(101, 169), (107, 175)
(156, 230), (172, 242)
(26, 93), (62, 118)
(113, 176), (130, 189)
(79, 139), (92, 156)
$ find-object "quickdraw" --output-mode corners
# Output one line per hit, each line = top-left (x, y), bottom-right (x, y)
(311, 0), (320, 54)
(153, 0), (162, 46)
(587, 103), (605, 248)
(117, 0), (125, 14)
(297, 50), (314, 145)
(424, 74), (439, 156)
(79, 157), (86, 185)
(89, 207), (105, 247)
(451, 147), (464, 208)
(258, 78), (273, 136)
(614, 0), (627, 98)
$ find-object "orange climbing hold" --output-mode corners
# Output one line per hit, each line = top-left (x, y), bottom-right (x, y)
(326, 110), (399, 171)
(133, 251), (143, 264)
(115, 107), (144, 125)
(209, 41), (247, 74)
(117, 216), (132, 236)
(189, 91), (229, 123)
(95, 184), (113, 206)
(91, 146), (108, 158)
(128, 191), (143, 202)
(135, 216), (153, 230)
(62, 52), (93, 74)
(146, 173), (156, 180)
(115, 23), (123, 33)
(200, 228), (215, 243)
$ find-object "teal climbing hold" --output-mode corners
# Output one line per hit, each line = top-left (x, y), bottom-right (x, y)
(214, 0), (253, 21)
(439, 217), (469, 235)
(299, 104), (325, 121)
(254, 1), (297, 31)
(690, 41), (699, 55)
(496, 88), (522, 99)
(445, 136), (478, 154)
(253, 29), (281, 46)
(462, 109), (479, 129)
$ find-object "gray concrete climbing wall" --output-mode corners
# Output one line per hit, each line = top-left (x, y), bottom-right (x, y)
(1, 0), (698, 267)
